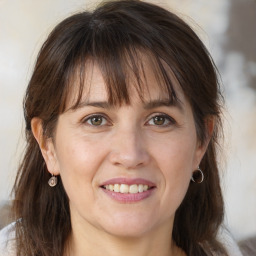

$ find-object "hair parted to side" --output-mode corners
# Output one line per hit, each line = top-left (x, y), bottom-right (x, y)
(12, 1), (227, 255)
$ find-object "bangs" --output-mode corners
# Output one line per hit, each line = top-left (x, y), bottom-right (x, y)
(61, 45), (179, 112)
(51, 5), (188, 113)
(26, 0), (220, 143)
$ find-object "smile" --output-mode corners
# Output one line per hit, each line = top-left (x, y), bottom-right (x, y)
(100, 178), (156, 203)
(102, 184), (151, 194)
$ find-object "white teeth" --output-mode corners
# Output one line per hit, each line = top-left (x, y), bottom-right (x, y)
(143, 185), (148, 191)
(103, 184), (151, 193)
(138, 184), (144, 193)
(120, 184), (129, 193)
(129, 184), (138, 193)
(114, 184), (120, 192)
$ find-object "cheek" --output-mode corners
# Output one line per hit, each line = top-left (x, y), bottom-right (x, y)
(150, 131), (197, 174)
(149, 133), (197, 211)
(55, 127), (105, 170)
(54, 132), (108, 196)
(158, 142), (193, 192)
(54, 139), (110, 219)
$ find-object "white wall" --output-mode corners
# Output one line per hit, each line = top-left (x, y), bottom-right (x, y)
(0, 0), (255, 241)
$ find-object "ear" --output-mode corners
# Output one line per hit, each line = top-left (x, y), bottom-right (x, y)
(31, 118), (60, 175)
(193, 116), (215, 169)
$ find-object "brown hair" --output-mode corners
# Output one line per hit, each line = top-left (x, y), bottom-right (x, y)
(12, 1), (227, 255)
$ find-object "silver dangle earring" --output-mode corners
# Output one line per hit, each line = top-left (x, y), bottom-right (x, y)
(191, 167), (204, 183)
(48, 174), (58, 187)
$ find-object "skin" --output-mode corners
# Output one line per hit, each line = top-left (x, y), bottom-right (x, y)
(32, 63), (211, 256)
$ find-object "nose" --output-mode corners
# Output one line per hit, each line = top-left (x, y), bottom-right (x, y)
(109, 128), (150, 170)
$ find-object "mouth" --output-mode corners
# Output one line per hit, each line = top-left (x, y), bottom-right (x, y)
(101, 184), (154, 194)
(100, 178), (156, 203)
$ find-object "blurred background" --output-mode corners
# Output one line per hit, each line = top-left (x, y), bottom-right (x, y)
(0, 0), (255, 243)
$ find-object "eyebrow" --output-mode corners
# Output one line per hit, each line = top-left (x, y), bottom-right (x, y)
(77, 101), (112, 109)
(143, 99), (183, 111)
(73, 98), (184, 112)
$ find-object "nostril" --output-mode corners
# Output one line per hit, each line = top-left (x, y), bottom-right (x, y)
(109, 149), (150, 169)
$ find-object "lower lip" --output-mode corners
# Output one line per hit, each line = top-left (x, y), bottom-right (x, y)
(101, 188), (155, 203)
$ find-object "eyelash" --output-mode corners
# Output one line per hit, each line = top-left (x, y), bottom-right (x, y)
(82, 114), (110, 126)
(82, 113), (176, 127)
(146, 113), (176, 127)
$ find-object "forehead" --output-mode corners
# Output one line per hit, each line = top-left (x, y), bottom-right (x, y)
(65, 58), (186, 109)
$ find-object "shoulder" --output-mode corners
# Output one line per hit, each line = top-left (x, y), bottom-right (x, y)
(217, 227), (243, 256)
(0, 222), (16, 256)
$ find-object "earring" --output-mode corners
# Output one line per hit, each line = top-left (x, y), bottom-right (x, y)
(48, 174), (58, 187)
(191, 167), (204, 183)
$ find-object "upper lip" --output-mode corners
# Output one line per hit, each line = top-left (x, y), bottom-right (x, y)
(100, 178), (156, 187)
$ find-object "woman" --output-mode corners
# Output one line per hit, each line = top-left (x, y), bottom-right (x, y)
(0, 0), (243, 255)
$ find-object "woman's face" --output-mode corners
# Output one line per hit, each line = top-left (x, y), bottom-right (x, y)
(39, 63), (207, 238)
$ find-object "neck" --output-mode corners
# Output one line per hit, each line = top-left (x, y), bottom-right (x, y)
(64, 217), (185, 256)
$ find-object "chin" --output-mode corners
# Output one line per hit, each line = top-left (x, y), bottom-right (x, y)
(99, 212), (157, 238)
(105, 226), (151, 239)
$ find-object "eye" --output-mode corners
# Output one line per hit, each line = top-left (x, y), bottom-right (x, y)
(147, 114), (175, 126)
(83, 115), (108, 126)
